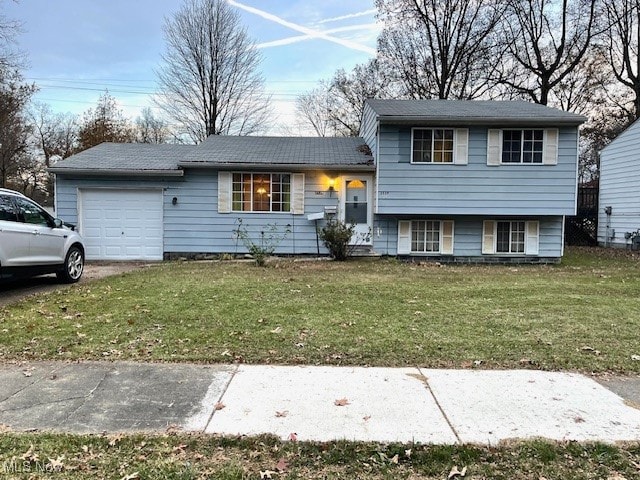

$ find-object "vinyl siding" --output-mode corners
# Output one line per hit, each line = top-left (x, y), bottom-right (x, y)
(359, 102), (378, 160)
(372, 215), (564, 258)
(598, 119), (640, 247)
(55, 170), (343, 255)
(376, 125), (578, 216)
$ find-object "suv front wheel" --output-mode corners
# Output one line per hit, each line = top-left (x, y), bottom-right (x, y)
(57, 245), (84, 284)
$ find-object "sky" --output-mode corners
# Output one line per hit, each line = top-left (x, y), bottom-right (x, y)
(3, 0), (380, 135)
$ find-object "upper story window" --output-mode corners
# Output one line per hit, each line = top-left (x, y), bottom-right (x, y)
(502, 130), (544, 164)
(232, 173), (291, 213)
(412, 128), (455, 163)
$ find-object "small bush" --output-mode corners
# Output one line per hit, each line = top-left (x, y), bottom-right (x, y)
(232, 220), (290, 266)
(319, 219), (355, 261)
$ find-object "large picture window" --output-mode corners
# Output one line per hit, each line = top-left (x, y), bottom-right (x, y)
(232, 173), (291, 212)
(502, 130), (543, 164)
(412, 128), (454, 163)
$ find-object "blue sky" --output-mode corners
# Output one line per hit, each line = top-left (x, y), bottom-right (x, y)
(4, 0), (379, 134)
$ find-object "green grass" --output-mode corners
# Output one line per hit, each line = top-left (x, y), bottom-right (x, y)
(0, 432), (638, 479)
(1, 247), (640, 372)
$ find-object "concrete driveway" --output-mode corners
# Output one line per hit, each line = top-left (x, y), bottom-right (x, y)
(0, 263), (148, 307)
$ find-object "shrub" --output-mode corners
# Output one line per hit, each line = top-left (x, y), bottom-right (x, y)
(319, 219), (355, 261)
(232, 220), (291, 267)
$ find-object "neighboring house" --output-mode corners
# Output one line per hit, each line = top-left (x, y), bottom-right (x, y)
(50, 99), (585, 262)
(598, 119), (640, 249)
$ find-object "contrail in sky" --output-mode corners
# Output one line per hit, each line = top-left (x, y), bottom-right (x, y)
(227, 0), (377, 56)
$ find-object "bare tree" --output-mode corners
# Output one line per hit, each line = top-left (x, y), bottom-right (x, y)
(30, 102), (78, 167)
(603, 0), (640, 118)
(0, 0), (22, 70)
(498, 0), (598, 105)
(296, 59), (396, 137)
(376, 0), (504, 100)
(155, 0), (270, 143)
(135, 107), (171, 144)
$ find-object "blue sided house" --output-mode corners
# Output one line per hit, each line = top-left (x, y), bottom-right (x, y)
(50, 99), (585, 262)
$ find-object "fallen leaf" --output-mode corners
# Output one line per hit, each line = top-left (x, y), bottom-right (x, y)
(270, 327), (282, 334)
(276, 457), (289, 472)
(214, 402), (225, 411)
(390, 454), (399, 464)
(47, 456), (65, 470)
(631, 355), (640, 361)
(108, 434), (124, 446)
(580, 346), (601, 355)
(275, 410), (289, 418)
(405, 448), (412, 458)
(473, 360), (483, 367)
(448, 466), (467, 479)
(334, 398), (350, 406)
(288, 432), (298, 442)
(363, 415), (371, 421)
(172, 444), (187, 453)
(260, 470), (277, 479)
(120, 473), (140, 480)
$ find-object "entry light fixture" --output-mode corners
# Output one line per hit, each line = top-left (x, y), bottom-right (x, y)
(328, 177), (336, 196)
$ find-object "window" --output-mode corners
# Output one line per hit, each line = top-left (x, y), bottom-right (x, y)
(412, 128), (454, 163)
(232, 173), (291, 213)
(501, 130), (543, 164)
(0, 195), (18, 222)
(411, 220), (440, 252)
(398, 220), (454, 255)
(14, 197), (51, 225)
(496, 221), (525, 253)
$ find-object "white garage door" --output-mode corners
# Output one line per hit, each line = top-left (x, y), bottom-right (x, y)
(80, 189), (163, 261)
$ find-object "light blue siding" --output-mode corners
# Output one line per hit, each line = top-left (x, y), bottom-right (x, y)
(55, 170), (343, 256)
(359, 102), (378, 160)
(598, 119), (640, 247)
(376, 125), (578, 216)
(372, 215), (564, 258)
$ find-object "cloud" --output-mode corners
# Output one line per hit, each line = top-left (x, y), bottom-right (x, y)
(256, 23), (380, 49)
(316, 8), (377, 25)
(227, 0), (376, 56)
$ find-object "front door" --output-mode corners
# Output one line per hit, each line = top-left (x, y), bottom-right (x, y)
(341, 176), (372, 245)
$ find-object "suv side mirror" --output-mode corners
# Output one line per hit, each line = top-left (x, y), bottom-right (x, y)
(53, 218), (63, 228)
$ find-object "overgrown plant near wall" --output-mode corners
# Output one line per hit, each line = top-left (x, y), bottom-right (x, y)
(319, 219), (356, 261)
(232, 219), (291, 266)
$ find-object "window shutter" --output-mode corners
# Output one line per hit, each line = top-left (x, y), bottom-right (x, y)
(441, 220), (454, 254)
(482, 220), (496, 254)
(218, 171), (231, 213)
(543, 129), (559, 165)
(525, 221), (539, 255)
(397, 220), (411, 255)
(486, 129), (502, 166)
(454, 129), (468, 165)
(291, 173), (305, 214)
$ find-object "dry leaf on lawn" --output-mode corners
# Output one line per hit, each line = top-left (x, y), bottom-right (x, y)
(448, 466), (467, 479)
(214, 402), (225, 411)
(288, 432), (298, 442)
(276, 457), (289, 472)
(260, 470), (277, 479)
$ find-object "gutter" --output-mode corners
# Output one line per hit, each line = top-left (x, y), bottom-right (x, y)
(377, 116), (587, 126)
(178, 162), (376, 171)
(48, 168), (184, 177)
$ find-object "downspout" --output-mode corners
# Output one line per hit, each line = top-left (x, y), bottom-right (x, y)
(604, 206), (613, 247)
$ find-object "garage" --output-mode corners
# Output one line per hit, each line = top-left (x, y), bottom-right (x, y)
(80, 189), (164, 261)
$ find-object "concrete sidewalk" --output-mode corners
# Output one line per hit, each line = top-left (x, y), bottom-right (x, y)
(0, 361), (639, 444)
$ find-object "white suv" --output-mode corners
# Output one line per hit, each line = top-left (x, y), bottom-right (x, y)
(0, 188), (85, 283)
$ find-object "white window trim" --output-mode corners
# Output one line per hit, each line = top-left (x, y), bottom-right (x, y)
(482, 220), (539, 255)
(411, 127), (462, 164)
(398, 219), (455, 255)
(226, 171), (304, 215)
(488, 128), (559, 166)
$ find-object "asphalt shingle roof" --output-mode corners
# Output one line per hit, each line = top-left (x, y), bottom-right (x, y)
(365, 99), (587, 125)
(50, 143), (194, 173)
(181, 136), (374, 167)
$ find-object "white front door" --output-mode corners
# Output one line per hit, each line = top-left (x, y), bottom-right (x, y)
(340, 176), (373, 245)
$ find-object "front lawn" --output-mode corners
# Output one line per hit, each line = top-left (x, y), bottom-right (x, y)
(1, 247), (639, 373)
(1, 432), (639, 479)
